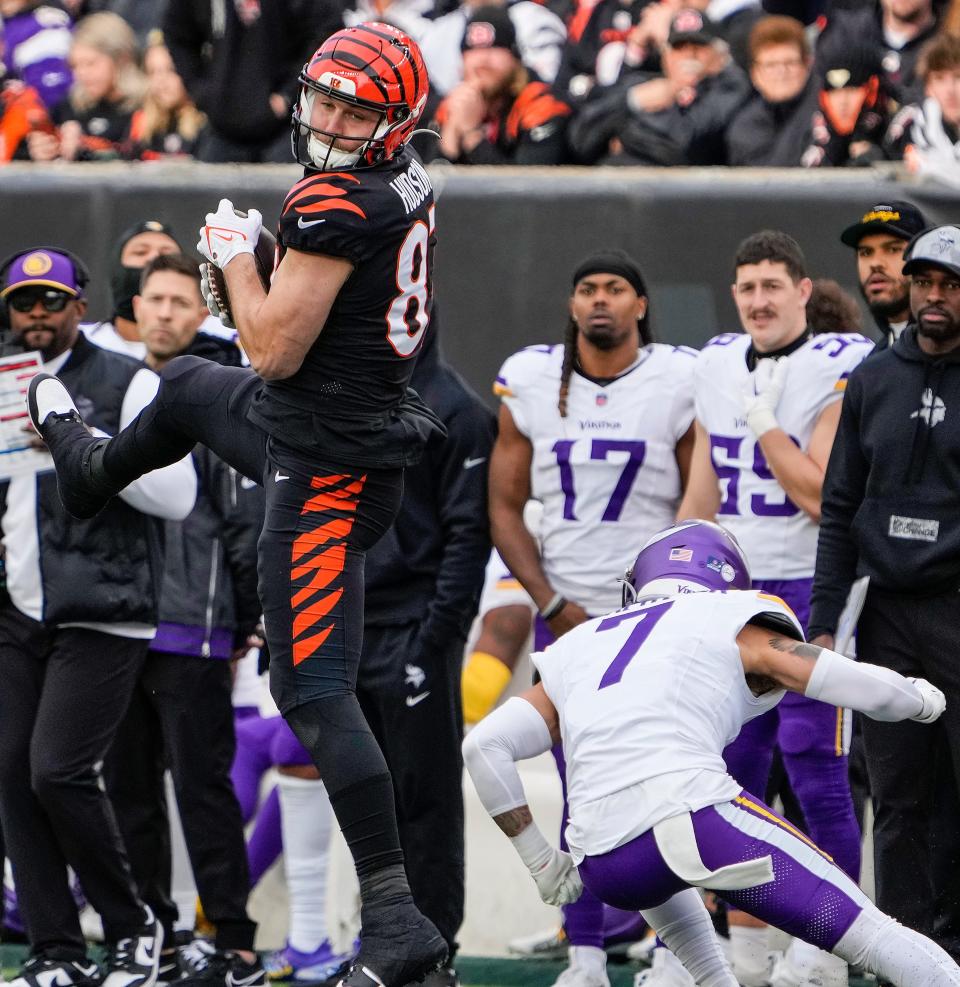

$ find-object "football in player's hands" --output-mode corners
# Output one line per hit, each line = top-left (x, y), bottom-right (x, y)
(909, 677), (946, 723)
(200, 208), (276, 327)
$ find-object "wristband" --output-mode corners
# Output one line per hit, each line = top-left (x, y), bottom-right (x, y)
(539, 594), (567, 621)
(510, 820), (553, 871)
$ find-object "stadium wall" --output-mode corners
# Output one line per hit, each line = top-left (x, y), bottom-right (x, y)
(1, 164), (957, 402)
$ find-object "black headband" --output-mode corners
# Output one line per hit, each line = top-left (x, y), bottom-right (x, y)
(572, 250), (647, 297)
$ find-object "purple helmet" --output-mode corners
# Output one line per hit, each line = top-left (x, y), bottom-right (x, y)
(623, 519), (751, 601)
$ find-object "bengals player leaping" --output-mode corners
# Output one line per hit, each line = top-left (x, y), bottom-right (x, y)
(27, 23), (448, 987)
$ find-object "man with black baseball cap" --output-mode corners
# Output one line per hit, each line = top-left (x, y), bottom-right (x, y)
(840, 200), (928, 349)
(812, 224), (960, 961)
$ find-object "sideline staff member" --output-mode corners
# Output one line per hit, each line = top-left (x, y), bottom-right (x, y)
(810, 225), (960, 959)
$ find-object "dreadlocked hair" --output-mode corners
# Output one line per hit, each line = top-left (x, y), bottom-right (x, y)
(558, 317), (579, 418)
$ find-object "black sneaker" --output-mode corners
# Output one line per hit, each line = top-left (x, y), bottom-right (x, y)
(421, 967), (459, 987)
(178, 949), (265, 987)
(102, 911), (164, 987)
(336, 903), (447, 987)
(177, 940), (215, 979)
(26, 373), (114, 519)
(157, 951), (182, 986)
(10, 956), (102, 987)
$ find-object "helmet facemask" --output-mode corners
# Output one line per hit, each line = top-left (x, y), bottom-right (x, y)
(293, 86), (385, 169)
(292, 79), (414, 171)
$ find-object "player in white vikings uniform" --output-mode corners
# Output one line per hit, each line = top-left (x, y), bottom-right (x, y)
(678, 231), (873, 987)
(463, 520), (957, 987)
(488, 250), (695, 987)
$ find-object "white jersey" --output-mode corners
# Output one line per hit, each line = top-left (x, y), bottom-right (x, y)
(495, 344), (696, 615)
(478, 548), (535, 618)
(532, 588), (802, 861)
(694, 332), (871, 580)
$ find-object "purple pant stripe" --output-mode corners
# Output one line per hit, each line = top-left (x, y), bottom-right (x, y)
(579, 792), (865, 952)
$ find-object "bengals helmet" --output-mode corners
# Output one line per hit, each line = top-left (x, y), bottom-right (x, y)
(292, 23), (429, 171)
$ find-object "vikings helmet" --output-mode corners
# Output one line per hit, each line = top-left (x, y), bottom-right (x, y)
(622, 519), (751, 604)
(292, 23), (429, 171)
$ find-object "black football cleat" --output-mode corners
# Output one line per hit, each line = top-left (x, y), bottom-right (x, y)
(336, 904), (447, 987)
(27, 373), (116, 518)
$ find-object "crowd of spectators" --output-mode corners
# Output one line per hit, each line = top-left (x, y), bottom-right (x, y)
(0, 0), (958, 178)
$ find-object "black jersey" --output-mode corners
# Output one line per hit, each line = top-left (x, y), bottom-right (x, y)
(247, 148), (443, 469)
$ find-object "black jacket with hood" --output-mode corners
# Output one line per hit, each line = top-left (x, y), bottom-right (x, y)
(809, 325), (960, 637)
(363, 311), (496, 652)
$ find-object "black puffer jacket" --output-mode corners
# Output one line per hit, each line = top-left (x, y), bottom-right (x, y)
(153, 333), (264, 656)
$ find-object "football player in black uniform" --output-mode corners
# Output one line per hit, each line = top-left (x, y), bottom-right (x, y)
(27, 23), (448, 987)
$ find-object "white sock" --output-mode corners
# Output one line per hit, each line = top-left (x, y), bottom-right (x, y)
(834, 903), (960, 986)
(278, 774), (333, 954)
(789, 938), (848, 986)
(642, 890), (738, 987)
(568, 945), (606, 975)
(730, 925), (771, 987)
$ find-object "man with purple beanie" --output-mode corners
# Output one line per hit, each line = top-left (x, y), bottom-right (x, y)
(463, 519), (959, 986)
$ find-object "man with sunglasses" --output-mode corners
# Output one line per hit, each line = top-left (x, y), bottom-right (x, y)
(0, 248), (196, 987)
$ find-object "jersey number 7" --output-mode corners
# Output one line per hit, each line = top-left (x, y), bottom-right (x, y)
(596, 600), (673, 689)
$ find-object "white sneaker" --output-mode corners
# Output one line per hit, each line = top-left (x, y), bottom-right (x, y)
(551, 946), (609, 987)
(625, 934), (658, 964)
(634, 947), (695, 987)
(102, 908), (164, 987)
(507, 926), (568, 959)
(730, 926), (775, 987)
(768, 940), (848, 987)
(80, 903), (105, 943)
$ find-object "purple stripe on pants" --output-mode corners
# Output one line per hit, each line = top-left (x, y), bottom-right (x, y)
(722, 578), (861, 880)
(579, 792), (865, 952)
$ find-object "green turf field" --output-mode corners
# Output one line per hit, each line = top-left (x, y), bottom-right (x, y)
(0, 944), (875, 987)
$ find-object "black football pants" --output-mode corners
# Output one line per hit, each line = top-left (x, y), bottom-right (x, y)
(103, 651), (256, 950)
(99, 357), (409, 879)
(0, 604), (147, 957)
(857, 585), (960, 960)
(357, 623), (466, 952)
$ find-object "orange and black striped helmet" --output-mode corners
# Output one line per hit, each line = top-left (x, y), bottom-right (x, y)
(292, 23), (429, 170)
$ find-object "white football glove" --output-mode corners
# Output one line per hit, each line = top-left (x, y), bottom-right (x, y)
(199, 262), (235, 329)
(197, 198), (262, 270)
(909, 677), (946, 723)
(510, 822), (583, 906)
(741, 357), (789, 438)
